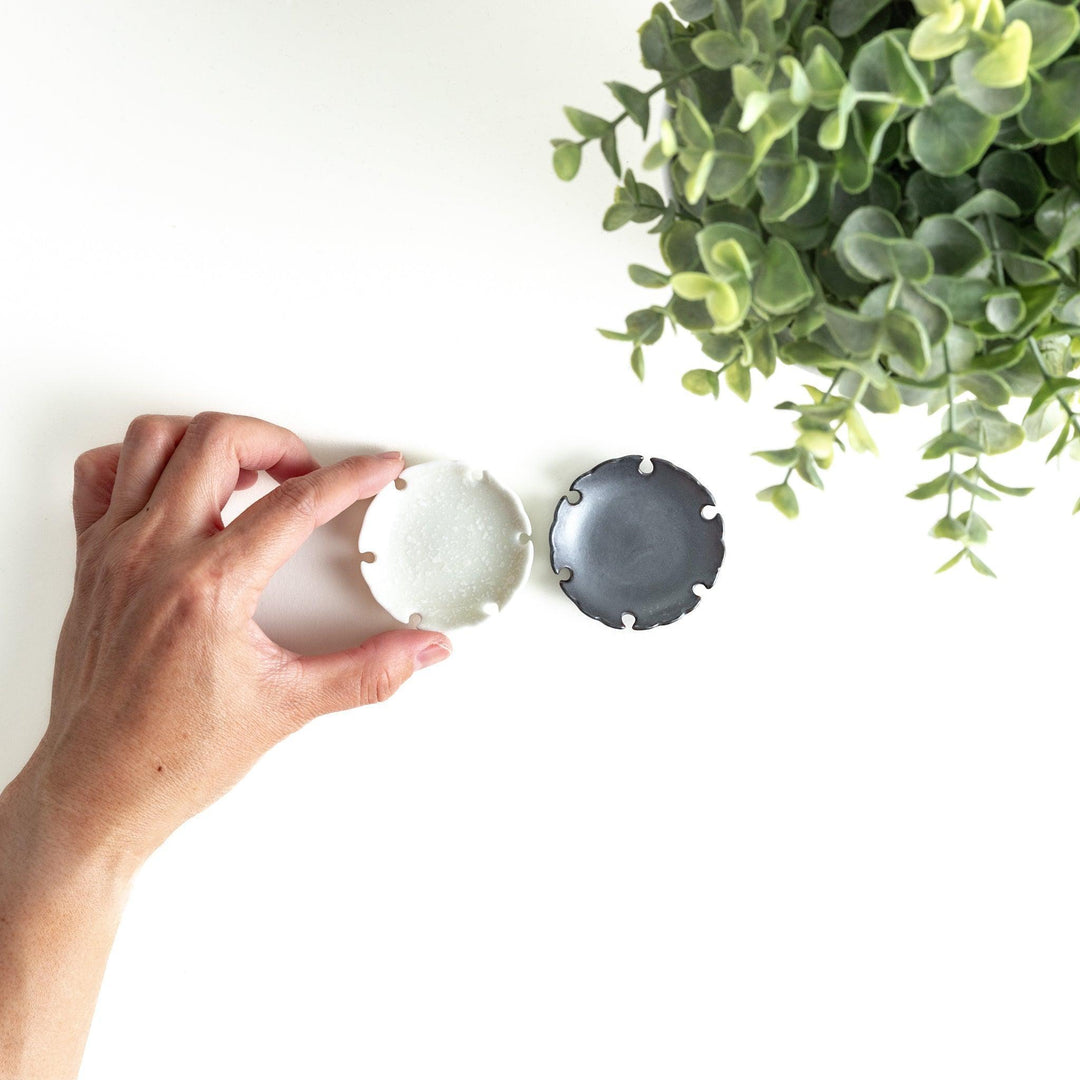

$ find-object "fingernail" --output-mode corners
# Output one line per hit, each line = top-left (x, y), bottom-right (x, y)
(378, 450), (403, 460)
(414, 642), (451, 671)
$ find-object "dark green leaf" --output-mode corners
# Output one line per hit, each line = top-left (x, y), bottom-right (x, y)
(606, 82), (650, 136)
(829, 0), (890, 37)
(691, 29), (745, 70)
(909, 90), (1000, 176)
(628, 264), (670, 288)
(1019, 58), (1080, 143)
(676, 94), (714, 150)
(755, 239), (814, 315)
(912, 216), (989, 277)
(599, 129), (620, 178)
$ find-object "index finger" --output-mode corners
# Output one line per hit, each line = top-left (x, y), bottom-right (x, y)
(215, 452), (404, 592)
(149, 412), (321, 530)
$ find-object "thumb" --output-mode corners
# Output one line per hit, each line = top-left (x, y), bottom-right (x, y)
(293, 629), (452, 719)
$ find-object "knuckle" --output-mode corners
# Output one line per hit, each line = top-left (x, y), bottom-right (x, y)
(274, 475), (319, 523)
(359, 666), (396, 707)
(125, 414), (171, 449)
(187, 411), (232, 450)
(73, 450), (100, 484)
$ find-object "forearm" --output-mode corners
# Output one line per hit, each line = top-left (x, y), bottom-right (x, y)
(0, 765), (135, 1080)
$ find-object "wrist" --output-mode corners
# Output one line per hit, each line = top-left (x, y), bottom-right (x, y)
(0, 757), (142, 896)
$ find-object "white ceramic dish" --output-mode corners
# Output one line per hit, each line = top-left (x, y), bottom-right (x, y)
(358, 460), (533, 632)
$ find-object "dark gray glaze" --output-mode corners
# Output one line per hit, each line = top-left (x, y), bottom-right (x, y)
(549, 456), (725, 630)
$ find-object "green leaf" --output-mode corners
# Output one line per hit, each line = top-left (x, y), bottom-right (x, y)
(552, 141), (582, 181)
(682, 368), (720, 397)
(630, 346), (645, 382)
(1002, 253), (1058, 286)
(958, 371), (1011, 407)
(1025, 377), (1080, 417)
(978, 471), (1033, 497)
(684, 150), (716, 204)
(912, 216), (990, 277)
(972, 20), (1032, 89)
(840, 235), (934, 284)
(726, 360), (752, 402)
(755, 239), (814, 316)
(985, 289), (1026, 333)
(606, 82), (650, 136)
(1074, 496), (1080, 515)
(670, 272), (716, 302)
(628, 264), (670, 289)
(967, 549), (997, 577)
(602, 202), (638, 231)
(977, 150), (1048, 216)
(563, 106), (609, 139)
(909, 90), (1000, 176)
(661, 221), (703, 273)
(955, 401), (1026, 454)
(884, 34), (932, 107)
(1045, 421), (1072, 462)
(1006, 1), (1080, 70)
(675, 94), (714, 150)
(756, 158), (819, 223)
(757, 483), (799, 519)
(691, 29), (745, 71)
(936, 549), (967, 574)
(846, 407), (878, 454)
(805, 44), (847, 109)
(753, 448), (799, 467)
(911, 6), (974, 62)
(923, 431), (984, 459)
(671, 0), (713, 19)
(1019, 58), (1080, 143)
(795, 448), (825, 490)
(932, 516), (968, 540)
(907, 472), (953, 500)
(599, 129), (620, 178)
(829, 0), (890, 37)
(625, 308), (666, 346)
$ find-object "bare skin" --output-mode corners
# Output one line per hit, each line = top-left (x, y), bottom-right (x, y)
(0, 412), (451, 1080)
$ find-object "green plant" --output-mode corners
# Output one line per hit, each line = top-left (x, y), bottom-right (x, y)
(552, 0), (1080, 575)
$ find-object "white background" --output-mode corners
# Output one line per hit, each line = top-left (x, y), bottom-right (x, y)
(1, 2), (1078, 1077)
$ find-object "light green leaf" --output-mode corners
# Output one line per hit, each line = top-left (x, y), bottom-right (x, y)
(805, 44), (847, 109)
(691, 29), (745, 71)
(967, 549), (997, 577)
(923, 431), (984, 459)
(552, 141), (581, 181)
(910, 6), (972, 61)
(936, 549), (967, 574)
(682, 369), (720, 397)
(753, 448), (800, 467)
(846, 407), (878, 454)
(972, 20), (1032, 88)
(725, 360), (752, 401)
(670, 272), (716, 302)
(630, 346), (645, 382)
(840, 235), (934, 283)
(757, 483), (799, 519)
(685, 150), (716, 203)
(1006, 0), (1080, 69)
(907, 472), (953, 500)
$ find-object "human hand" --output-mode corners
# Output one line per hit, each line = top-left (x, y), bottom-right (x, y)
(20, 411), (451, 870)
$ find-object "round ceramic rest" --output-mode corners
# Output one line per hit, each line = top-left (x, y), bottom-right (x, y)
(358, 460), (533, 632)
(549, 455), (725, 630)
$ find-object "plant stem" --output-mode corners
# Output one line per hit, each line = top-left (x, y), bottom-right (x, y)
(943, 335), (957, 519)
(1028, 336), (1080, 442)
